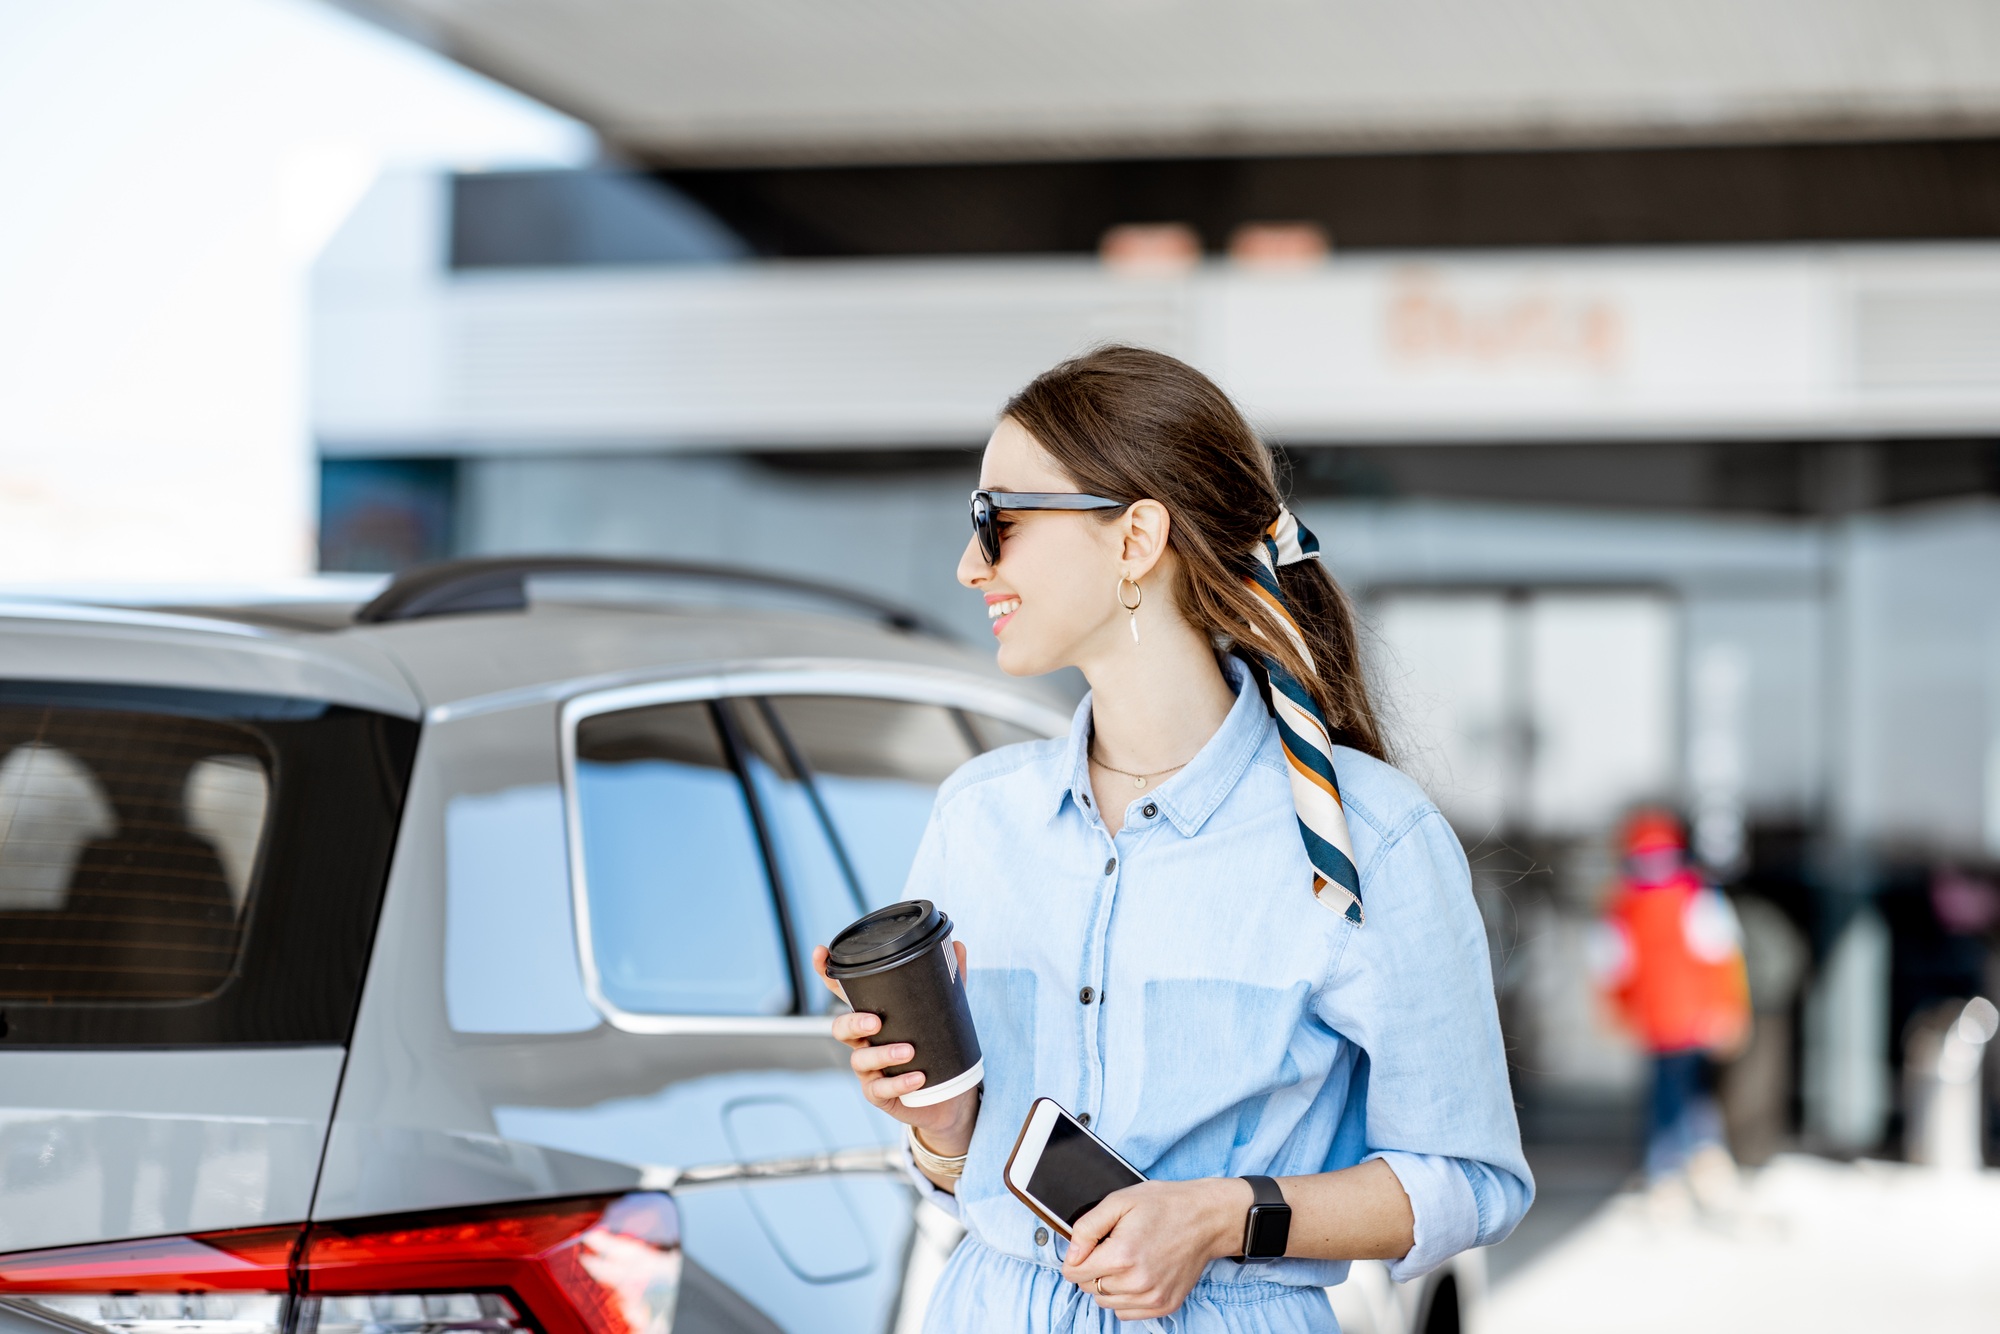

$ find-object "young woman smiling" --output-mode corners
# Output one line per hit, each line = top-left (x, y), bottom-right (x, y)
(811, 347), (1531, 1331)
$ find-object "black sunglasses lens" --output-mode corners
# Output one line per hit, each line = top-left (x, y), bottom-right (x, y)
(971, 494), (999, 563)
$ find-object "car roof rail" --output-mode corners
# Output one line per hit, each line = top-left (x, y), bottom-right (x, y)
(354, 555), (949, 637)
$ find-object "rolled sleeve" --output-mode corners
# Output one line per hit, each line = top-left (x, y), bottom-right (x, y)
(1315, 810), (1535, 1275)
(1369, 1151), (1478, 1281)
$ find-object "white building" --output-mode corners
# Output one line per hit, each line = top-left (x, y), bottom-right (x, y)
(317, 0), (2000, 1152)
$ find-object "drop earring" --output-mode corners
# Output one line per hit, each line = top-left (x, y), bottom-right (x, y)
(1117, 575), (1144, 643)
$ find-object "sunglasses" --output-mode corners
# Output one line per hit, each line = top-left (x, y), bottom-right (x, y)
(969, 489), (1129, 566)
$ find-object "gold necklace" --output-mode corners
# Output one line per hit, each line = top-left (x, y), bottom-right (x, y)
(1089, 745), (1190, 790)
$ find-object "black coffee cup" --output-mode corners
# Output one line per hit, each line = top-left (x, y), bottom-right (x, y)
(824, 900), (983, 1108)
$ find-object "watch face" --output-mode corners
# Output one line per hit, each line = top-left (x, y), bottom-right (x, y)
(1245, 1204), (1292, 1260)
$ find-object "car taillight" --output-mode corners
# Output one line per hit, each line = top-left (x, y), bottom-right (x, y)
(304, 1194), (679, 1334)
(0, 1195), (680, 1334)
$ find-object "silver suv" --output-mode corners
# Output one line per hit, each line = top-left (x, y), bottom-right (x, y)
(0, 558), (1477, 1334)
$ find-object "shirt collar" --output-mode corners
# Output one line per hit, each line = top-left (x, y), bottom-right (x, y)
(1056, 653), (1271, 838)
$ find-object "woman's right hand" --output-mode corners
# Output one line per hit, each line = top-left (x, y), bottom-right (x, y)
(812, 942), (980, 1157)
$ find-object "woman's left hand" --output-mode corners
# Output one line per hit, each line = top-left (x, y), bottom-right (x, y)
(1059, 1177), (1250, 1321)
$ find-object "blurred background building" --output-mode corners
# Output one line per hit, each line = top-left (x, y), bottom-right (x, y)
(306, 0), (2000, 1187)
(4, 0), (1998, 1254)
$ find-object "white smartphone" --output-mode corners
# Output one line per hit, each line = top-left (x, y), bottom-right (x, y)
(1003, 1097), (1146, 1238)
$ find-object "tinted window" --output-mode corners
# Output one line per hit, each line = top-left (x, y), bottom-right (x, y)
(573, 702), (793, 1017)
(0, 681), (417, 1045)
(762, 697), (976, 909)
(0, 714), (270, 1002)
(722, 700), (864, 1011)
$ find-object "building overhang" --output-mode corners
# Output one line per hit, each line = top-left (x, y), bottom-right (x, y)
(337, 0), (2000, 166)
(313, 176), (2000, 453)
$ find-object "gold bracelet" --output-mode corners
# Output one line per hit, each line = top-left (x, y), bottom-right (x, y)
(907, 1125), (969, 1181)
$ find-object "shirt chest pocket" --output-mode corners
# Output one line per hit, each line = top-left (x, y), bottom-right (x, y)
(1131, 977), (1314, 1091)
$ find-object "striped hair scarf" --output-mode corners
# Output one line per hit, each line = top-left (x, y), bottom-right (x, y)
(1245, 507), (1364, 924)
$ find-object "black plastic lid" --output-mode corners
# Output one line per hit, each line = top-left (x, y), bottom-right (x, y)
(826, 899), (949, 974)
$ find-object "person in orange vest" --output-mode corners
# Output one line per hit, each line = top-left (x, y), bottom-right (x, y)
(1592, 809), (1751, 1193)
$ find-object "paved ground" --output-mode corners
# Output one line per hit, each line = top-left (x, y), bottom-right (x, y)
(1481, 1155), (2000, 1334)
(1483, 1093), (1643, 1286)
(1481, 1138), (1638, 1286)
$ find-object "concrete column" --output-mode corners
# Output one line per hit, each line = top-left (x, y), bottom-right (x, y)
(1803, 901), (1891, 1150)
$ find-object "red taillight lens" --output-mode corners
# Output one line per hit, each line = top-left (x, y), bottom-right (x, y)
(0, 1225), (297, 1334)
(305, 1194), (680, 1334)
(0, 1228), (297, 1292)
(0, 1195), (680, 1334)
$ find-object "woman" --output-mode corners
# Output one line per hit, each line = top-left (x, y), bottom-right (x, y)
(811, 346), (1532, 1331)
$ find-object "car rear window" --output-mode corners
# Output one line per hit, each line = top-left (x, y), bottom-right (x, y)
(0, 681), (419, 1045)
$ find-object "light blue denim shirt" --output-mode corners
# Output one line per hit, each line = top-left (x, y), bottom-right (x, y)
(901, 654), (1532, 1320)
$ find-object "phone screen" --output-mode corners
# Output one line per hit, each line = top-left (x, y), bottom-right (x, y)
(1026, 1112), (1144, 1226)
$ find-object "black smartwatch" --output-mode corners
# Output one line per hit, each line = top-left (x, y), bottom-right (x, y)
(1231, 1175), (1291, 1263)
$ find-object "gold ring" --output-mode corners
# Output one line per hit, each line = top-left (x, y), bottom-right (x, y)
(1095, 1277), (1109, 1298)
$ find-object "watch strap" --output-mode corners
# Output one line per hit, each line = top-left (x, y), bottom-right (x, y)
(1232, 1174), (1291, 1263)
(1243, 1174), (1286, 1209)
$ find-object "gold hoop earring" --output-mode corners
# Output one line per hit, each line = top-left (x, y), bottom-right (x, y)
(1117, 576), (1143, 644)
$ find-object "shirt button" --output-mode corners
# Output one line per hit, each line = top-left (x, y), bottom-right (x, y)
(1079, 986), (1096, 1004)
(1080, 792), (1091, 807)
(1142, 803), (1158, 818)
(1033, 1226), (1050, 1247)
(1077, 1112), (1091, 1127)
(1104, 857), (1117, 875)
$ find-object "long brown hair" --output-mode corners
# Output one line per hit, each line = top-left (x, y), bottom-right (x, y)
(1002, 344), (1386, 761)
